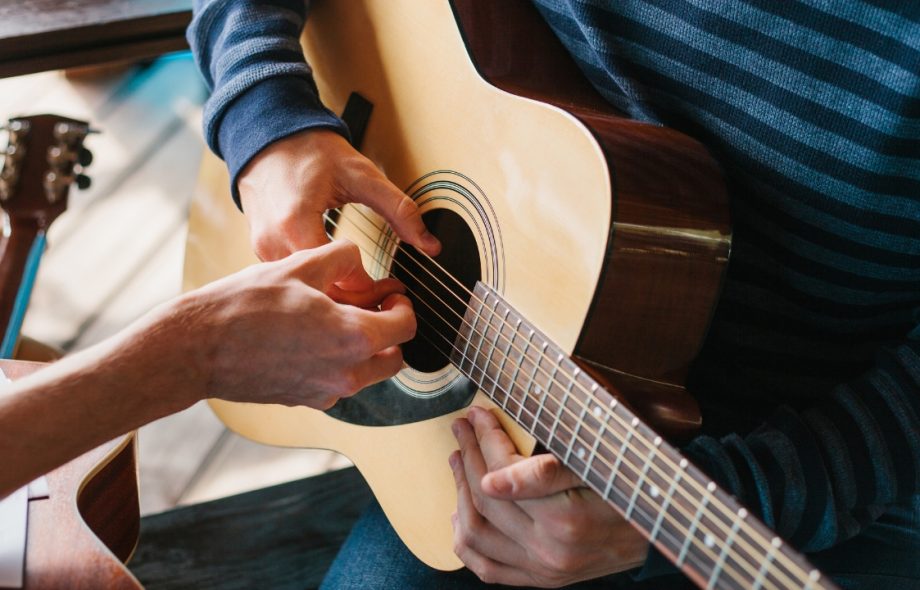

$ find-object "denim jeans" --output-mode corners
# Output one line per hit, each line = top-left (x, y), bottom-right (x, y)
(320, 498), (920, 590)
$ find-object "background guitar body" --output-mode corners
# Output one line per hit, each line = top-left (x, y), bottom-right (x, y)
(183, 0), (730, 570)
(0, 360), (141, 589)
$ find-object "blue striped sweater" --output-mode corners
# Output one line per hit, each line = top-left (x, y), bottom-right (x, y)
(188, 0), (920, 582)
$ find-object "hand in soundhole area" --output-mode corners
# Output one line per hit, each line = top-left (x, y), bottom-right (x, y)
(173, 240), (417, 409)
(238, 128), (442, 261)
(450, 406), (649, 587)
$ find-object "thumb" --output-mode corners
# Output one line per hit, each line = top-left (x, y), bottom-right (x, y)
(481, 454), (583, 500)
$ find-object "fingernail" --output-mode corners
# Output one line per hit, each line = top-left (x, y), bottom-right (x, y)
(422, 231), (441, 252)
(448, 450), (460, 470)
(451, 420), (461, 437)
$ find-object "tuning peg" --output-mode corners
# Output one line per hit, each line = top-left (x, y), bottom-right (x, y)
(75, 174), (91, 190)
(5, 119), (30, 141)
(53, 121), (89, 145)
(77, 148), (93, 167)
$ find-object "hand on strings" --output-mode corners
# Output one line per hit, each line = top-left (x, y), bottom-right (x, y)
(449, 406), (649, 587)
(172, 240), (416, 408)
(238, 128), (441, 261)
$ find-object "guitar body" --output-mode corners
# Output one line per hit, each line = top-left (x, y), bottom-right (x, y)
(183, 0), (730, 570)
(1, 360), (141, 589)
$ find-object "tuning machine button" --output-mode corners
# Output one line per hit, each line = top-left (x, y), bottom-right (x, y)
(53, 121), (89, 146)
(78, 147), (93, 167)
(75, 174), (91, 190)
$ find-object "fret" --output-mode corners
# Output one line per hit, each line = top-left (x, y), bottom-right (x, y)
(495, 315), (519, 412)
(459, 296), (486, 376)
(677, 481), (715, 566)
(564, 369), (586, 465)
(603, 414), (634, 503)
(545, 354), (572, 446)
(471, 296), (490, 389)
(707, 508), (745, 589)
(528, 341), (549, 434)
(484, 306), (510, 407)
(510, 325), (532, 422)
(752, 536), (782, 590)
(651, 457), (686, 543)
(546, 354), (567, 444)
(625, 436), (660, 521)
(582, 390), (606, 481)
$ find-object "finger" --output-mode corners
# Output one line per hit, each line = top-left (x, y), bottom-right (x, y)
(244, 201), (332, 261)
(350, 176), (442, 257)
(452, 417), (532, 532)
(466, 406), (521, 472)
(292, 240), (374, 291)
(284, 213), (332, 254)
(352, 293), (417, 351)
(482, 453), (583, 500)
(327, 277), (405, 308)
(346, 345), (404, 393)
(448, 452), (532, 577)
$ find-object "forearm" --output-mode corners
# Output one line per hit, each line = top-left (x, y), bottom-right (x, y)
(187, 0), (348, 205)
(0, 306), (201, 498)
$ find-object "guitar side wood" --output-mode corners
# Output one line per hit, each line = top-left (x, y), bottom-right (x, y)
(1, 360), (141, 590)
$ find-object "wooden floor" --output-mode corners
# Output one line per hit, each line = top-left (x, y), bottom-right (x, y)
(2, 54), (350, 515)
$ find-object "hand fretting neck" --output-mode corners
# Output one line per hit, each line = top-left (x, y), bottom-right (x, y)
(448, 281), (835, 590)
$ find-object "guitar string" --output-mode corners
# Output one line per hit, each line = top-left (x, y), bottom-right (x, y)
(339, 247), (766, 590)
(329, 209), (815, 589)
(336, 206), (817, 587)
(324, 215), (791, 590)
(332, 207), (815, 580)
(323, 214), (798, 590)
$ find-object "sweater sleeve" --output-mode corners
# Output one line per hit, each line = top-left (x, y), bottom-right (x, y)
(685, 338), (920, 550)
(636, 337), (920, 580)
(186, 0), (349, 207)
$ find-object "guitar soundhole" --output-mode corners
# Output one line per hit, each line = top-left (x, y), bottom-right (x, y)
(392, 208), (480, 374)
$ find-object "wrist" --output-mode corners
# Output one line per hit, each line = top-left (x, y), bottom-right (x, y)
(110, 294), (211, 412)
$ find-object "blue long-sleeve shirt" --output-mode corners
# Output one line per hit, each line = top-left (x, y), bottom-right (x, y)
(188, 0), (920, 582)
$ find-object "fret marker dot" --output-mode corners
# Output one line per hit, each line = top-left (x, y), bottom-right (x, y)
(771, 537), (782, 548)
(631, 417), (639, 427)
(707, 482), (717, 493)
(593, 406), (602, 418)
(738, 508), (748, 519)
(809, 570), (820, 582)
(653, 436), (662, 447)
(679, 458), (688, 469)
(576, 447), (586, 460)
(533, 385), (541, 395)
(649, 485), (660, 498)
(704, 534), (715, 549)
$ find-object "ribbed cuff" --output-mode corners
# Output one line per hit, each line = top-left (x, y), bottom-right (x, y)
(216, 75), (350, 209)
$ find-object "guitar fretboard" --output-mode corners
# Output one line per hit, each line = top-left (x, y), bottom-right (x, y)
(449, 281), (836, 590)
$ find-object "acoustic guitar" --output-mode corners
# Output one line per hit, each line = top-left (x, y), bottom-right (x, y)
(183, 2), (837, 588)
(0, 360), (141, 589)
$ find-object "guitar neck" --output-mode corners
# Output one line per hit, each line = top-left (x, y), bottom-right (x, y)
(0, 219), (46, 357)
(450, 281), (835, 590)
